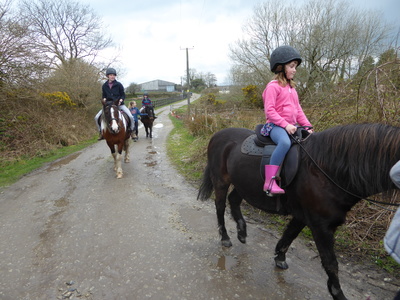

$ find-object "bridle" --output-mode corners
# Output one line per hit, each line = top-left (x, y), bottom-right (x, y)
(105, 104), (122, 133)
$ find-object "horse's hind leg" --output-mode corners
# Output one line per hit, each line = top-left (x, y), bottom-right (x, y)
(228, 188), (247, 244)
(124, 139), (130, 163)
(214, 185), (232, 247)
(274, 217), (305, 269)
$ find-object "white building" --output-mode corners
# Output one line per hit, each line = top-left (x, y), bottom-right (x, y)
(140, 79), (176, 92)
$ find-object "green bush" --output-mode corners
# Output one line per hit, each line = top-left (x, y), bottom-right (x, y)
(242, 84), (263, 108)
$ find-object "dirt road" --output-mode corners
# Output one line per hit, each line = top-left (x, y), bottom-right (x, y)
(0, 95), (398, 299)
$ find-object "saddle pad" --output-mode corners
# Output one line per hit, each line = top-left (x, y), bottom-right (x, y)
(282, 145), (300, 187)
(241, 133), (300, 188)
(241, 134), (264, 156)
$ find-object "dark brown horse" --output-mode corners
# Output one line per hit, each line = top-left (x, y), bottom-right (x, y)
(197, 123), (400, 300)
(140, 105), (155, 138)
(101, 99), (131, 178)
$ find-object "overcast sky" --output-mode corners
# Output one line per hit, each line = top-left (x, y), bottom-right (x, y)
(81, 0), (399, 87)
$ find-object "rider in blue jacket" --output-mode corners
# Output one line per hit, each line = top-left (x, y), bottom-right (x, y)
(129, 101), (141, 141)
(141, 92), (156, 118)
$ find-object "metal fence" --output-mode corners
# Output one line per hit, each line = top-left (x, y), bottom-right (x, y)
(152, 94), (188, 108)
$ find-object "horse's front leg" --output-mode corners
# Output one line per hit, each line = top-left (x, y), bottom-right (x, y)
(310, 223), (347, 300)
(214, 185), (231, 247)
(274, 217), (305, 269)
(114, 146), (123, 179)
(228, 188), (246, 244)
(107, 143), (117, 171)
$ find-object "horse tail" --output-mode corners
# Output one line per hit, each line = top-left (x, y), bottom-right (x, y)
(197, 163), (213, 201)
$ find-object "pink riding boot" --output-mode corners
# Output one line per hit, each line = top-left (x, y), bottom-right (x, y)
(264, 165), (285, 196)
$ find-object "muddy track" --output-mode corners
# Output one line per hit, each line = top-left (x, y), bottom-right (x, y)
(0, 96), (398, 300)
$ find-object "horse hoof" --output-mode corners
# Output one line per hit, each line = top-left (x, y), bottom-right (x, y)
(125, 159), (130, 163)
(237, 235), (246, 244)
(274, 258), (289, 269)
(221, 239), (232, 247)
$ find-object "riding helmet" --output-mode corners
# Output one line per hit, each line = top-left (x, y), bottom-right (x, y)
(270, 46), (302, 73)
(106, 68), (117, 76)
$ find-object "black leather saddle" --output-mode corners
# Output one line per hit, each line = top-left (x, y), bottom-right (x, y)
(241, 124), (312, 187)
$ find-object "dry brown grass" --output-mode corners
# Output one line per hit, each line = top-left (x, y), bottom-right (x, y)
(0, 95), (97, 166)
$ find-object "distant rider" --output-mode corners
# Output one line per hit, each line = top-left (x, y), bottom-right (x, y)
(141, 92), (156, 118)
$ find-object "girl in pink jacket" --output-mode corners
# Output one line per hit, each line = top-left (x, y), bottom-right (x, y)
(261, 46), (313, 196)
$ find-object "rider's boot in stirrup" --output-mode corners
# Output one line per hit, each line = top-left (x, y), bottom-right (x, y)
(264, 165), (285, 196)
(98, 131), (104, 140)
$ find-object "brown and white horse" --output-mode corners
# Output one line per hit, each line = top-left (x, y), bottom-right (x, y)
(101, 98), (131, 178)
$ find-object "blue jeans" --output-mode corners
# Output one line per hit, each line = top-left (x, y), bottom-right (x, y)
(269, 126), (291, 166)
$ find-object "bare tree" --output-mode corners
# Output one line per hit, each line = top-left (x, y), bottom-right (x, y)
(229, 1), (295, 85)
(0, 0), (49, 87)
(19, 0), (112, 68)
(204, 72), (217, 87)
(229, 0), (394, 95)
(125, 82), (140, 96)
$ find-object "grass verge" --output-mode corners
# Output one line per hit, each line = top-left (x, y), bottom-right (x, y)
(166, 108), (208, 184)
(0, 137), (97, 188)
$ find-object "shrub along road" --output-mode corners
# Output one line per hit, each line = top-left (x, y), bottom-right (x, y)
(0, 95), (398, 299)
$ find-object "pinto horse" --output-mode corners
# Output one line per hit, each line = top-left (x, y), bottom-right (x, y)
(100, 98), (131, 178)
(197, 123), (400, 300)
(140, 105), (155, 138)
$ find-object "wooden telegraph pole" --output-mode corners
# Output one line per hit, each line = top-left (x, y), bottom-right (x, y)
(181, 46), (194, 114)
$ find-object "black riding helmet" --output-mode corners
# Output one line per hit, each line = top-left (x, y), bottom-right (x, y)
(106, 68), (117, 76)
(270, 46), (302, 73)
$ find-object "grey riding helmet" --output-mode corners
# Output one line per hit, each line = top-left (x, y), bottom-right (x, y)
(270, 46), (302, 73)
(106, 68), (117, 76)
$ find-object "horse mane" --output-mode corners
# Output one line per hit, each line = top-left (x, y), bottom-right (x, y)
(304, 123), (400, 196)
(143, 105), (154, 117)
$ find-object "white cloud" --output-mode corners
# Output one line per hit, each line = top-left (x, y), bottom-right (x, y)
(82, 0), (399, 87)
(81, 0), (256, 86)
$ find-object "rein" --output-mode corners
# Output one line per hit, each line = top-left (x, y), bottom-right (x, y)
(290, 131), (399, 212)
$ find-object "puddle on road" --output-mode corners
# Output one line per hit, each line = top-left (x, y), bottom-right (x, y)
(145, 161), (157, 167)
(154, 123), (164, 128)
(144, 146), (158, 167)
(54, 197), (69, 208)
(46, 152), (81, 171)
(212, 255), (237, 270)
